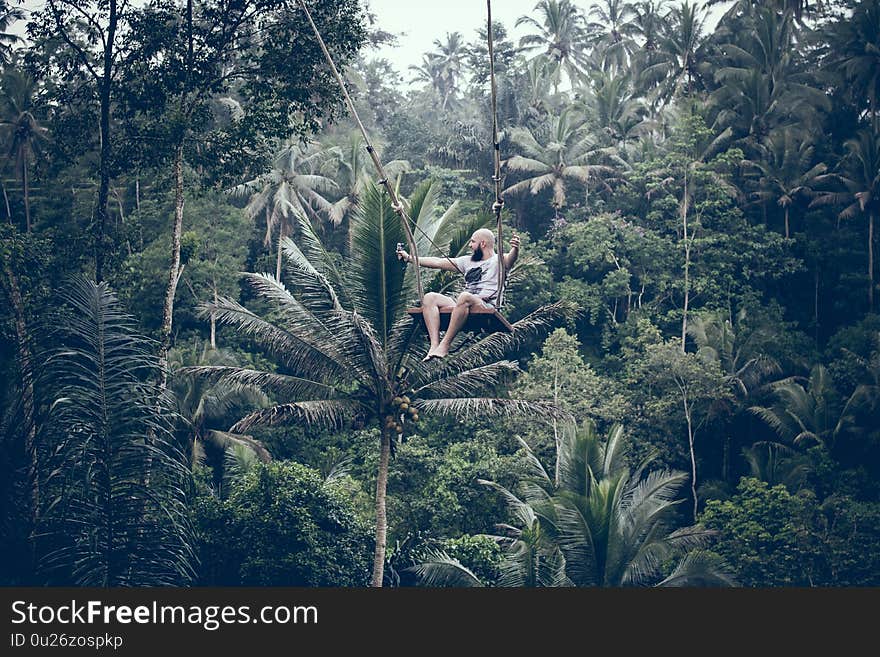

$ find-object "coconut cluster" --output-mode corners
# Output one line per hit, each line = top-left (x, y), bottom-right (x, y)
(384, 395), (419, 434)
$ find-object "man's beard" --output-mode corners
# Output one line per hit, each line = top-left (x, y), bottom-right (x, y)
(471, 246), (484, 261)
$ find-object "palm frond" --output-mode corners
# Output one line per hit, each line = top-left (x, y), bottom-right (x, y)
(551, 498), (598, 586)
(505, 155), (552, 174)
(625, 470), (689, 512)
(182, 366), (339, 401)
(602, 424), (627, 478)
(230, 399), (365, 432)
(412, 360), (521, 398)
(503, 254), (546, 288)
(477, 478), (539, 530)
(222, 442), (261, 485)
(408, 549), (486, 587)
(37, 276), (195, 586)
(349, 184), (411, 349)
(241, 272), (350, 356)
(407, 179), (443, 246)
(204, 295), (355, 385)
(347, 309), (391, 393)
(513, 436), (553, 484)
(418, 397), (569, 422)
(749, 404), (793, 441)
(204, 430), (271, 463)
(281, 230), (350, 312)
(656, 549), (737, 587)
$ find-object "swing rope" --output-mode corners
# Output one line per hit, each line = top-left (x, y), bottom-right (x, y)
(296, 0), (510, 309)
(295, 0), (426, 299)
(487, 0), (507, 309)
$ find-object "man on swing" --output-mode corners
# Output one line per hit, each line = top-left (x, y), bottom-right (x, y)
(397, 223), (520, 361)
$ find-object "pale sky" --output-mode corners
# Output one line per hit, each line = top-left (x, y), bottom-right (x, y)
(366, 0), (543, 76)
(365, 0), (730, 83)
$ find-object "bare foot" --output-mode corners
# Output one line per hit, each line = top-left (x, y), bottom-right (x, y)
(433, 345), (449, 358)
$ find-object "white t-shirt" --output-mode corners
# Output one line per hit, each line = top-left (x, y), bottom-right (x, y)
(454, 253), (499, 302)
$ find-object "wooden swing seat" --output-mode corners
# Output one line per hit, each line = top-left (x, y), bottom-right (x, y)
(407, 306), (513, 334)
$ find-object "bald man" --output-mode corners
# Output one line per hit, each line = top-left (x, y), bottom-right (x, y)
(397, 228), (520, 360)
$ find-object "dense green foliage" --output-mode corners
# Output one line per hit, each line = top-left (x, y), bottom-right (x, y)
(193, 461), (373, 586)
(701, 478), (880, 586)
(2, 0), (880, 586)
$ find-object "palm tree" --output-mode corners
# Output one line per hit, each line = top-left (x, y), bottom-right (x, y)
(413, 473), (570, 587)
(320, 130), (410, 230)
(36, 276), (195, 585)
(826, 0), (880, 132)
(408, 33), (469, 112)
(192, 181), (571, 587)
(228, 140), (336, 281)
(707, 6), (829, 154)
(547, 422), (732, 586)
(750, 364), (843, 452)
(585, 0), (640, 74)
(431, 32), (468, 109)
(409, 55), (446, 105)
(688, 310), (782, 407)
(688, 310), (782, 480)
(749, 357), (880, 485)
(577, 69), (650, 153)
(707, 0), (827, 25)
(811, 129), (880, 312)
(742, 441), (809, 490)
(630, 0), (670, 82)
(0, 67), (48, 232)
(0, 1), (24, 66)
(504, 107), (622, 218)
(640, 1), (709, 106)
(516, 0), (590, 91)
(741, 128), (830, 238)
(517, 57), (563, 123)
(412, 421), (734, 586)
(169, 344), (270, 479)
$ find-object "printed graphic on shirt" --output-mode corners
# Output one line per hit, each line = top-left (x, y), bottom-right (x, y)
(455, 254), (499, 301)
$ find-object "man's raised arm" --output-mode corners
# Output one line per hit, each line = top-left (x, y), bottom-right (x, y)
(398, 249), (460, 272)
(503, 234), (521, 270)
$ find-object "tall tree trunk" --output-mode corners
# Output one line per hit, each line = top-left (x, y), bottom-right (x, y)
(784, 206), (790, 240)
(873, 94), (878, 136)
(553, 359), (560, 487)
(21, 155), (30, 233)
(210, 277), (217, 349)
(869, 211), (875, 313)
(681, 169), (690, 353)
(3, 177), (12, 224)
(684, 394), (698, 522)
(158, 146), (185, 391)
(93, 0), (118, 283)
(113, 187), (132, 256)
(814, 265), (820, 349)
(371, 429), (392, 587)
(722, 434), (730, 483)
(3, 260), (38, 564)
(275, 223), (283, 282)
